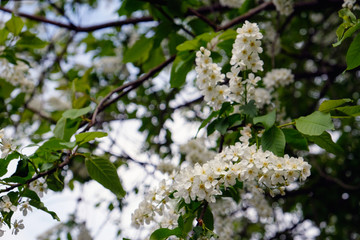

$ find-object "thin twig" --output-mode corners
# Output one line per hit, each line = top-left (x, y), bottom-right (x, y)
(0, 148), (77, 193)
(89, 55), (175, 129)
(311, 160), (360, 190)
(188, 8), (218, 31)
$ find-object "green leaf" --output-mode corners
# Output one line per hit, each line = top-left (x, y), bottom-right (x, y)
(200, 206), (214, 230)
(214, 117), (228, 135)
(85, 157), (126, 198)
(11, 159), (28, 177)
(295, 111), (334, 136)
(219, 29), (237, 41)
(170, 52), (195, 88)
(239, 100), (257, 118)
(62, 105), (92, 119)
(261, 126), (285, 156)
(53, 117), (81, 141)
(196, 110), (218, 137)
(16, 32), (47, 49)
(149, 227), (182, 240)
(333, 21), (360, 47)
(176, 38), (200, 51)
(346, 33), (360, 70)
(282, 128), (309, 151)
(22, 189), (41, 202)
(142, 47), (166, 72)
(39, 138), (76, 151)
(0, 28), (9, 44)
(123, 36), (154, 64)
(5, 14), (24, 36)
(336, 105), (360, 116)
(75, 132), (107, 146)
(0, 152), (20, 177)
(253, 110), (276, 129)
(307, 131), (343, 155)
(319, 98), (352, 112)
(29, 199), (60, 221)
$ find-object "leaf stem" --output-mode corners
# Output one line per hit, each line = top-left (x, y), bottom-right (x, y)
(278, 121), (295, 128)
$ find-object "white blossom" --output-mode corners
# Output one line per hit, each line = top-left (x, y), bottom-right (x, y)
(0, 195), (17, 213)
(29, 178), (48, 198)
(272, 0), (294, 16)
(12, 219), (24, 235)
(343, 0), (356, 9)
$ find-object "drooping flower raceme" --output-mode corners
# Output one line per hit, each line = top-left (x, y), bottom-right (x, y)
(263, 68), (294, 90)
(195, 47), (227, 110)
(195, 21), (266, 109)
(131, 126), (311, 232)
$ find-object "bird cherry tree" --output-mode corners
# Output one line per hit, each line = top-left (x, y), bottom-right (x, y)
(0, 0), (359, 239)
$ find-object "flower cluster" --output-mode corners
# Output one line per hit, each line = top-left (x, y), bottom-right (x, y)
(343, 0), (356, 9)
(230, 21), (264, 73)
(131, 180), (181, 229)
(0, 177), (47, 237)
(0, 129), (15, 159)
(0, 58), (34, 93)
(263, 68), (294, 90)
(195, 21), (266, 109)
(173, 134), (311, 205)
(132, 126), (311, 233)
(262, 22), (281, 56)
(179, 138), (216, 165)
(195, 47), (227, 110)
(272, 0), (294, 16)
(0, 195), (27, 236)
(219, 0), (245, 8)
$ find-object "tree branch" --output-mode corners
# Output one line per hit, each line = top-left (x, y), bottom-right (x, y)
(218, 1), (274, 31)
(89, 55), (176, 129)
(0, 149), (76, 193)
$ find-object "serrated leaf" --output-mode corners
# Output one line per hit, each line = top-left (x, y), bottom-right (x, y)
(5, 14), (24, 36)
(307, 131), (343, 155)
(336, 105), (360, 116)
(282, 128), (308, 150)
(53, 117), (80, 141)
(253, 110), (276, 129)
(319, 98), (352, 112)
(75, 132), (107, 145)
(346, 33), (360, 70)
(261, 126), (285, 156)
(39, 138), (76, 151)
(22, 189), (41, 202)
(29, 199), (60, 221)
(149, 227), (182, 240)
(295, 111), (334, 136)
(85, 157), (126, 198)
(239, 100), (257, 117)
(62, 105), (92, 119)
